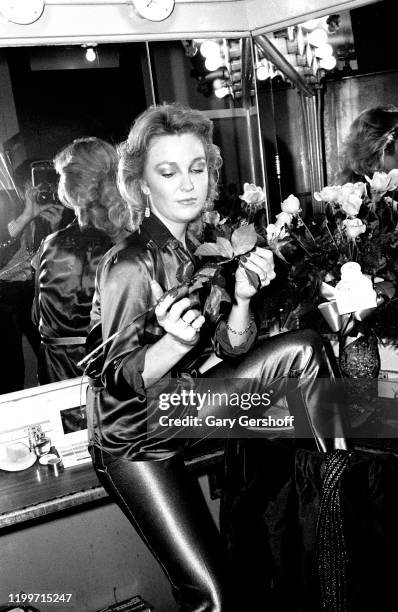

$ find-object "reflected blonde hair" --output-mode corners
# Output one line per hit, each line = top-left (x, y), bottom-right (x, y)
(55, 137), (131, 239)
(339, 105), (398, 183)
(118, 103), (222, 234)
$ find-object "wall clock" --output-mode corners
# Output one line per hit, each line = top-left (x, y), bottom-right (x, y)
(131, 0), (175, 22)
(0, 0), (44, 24)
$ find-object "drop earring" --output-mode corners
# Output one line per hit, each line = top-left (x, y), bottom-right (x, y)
(143, 189), (151, 218)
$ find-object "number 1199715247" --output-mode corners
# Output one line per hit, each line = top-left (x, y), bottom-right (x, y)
(8, 592), (73, 604)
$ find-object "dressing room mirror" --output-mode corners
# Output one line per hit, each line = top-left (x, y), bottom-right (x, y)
(0, 35), (262, 394)
(252, 0), (397, 218)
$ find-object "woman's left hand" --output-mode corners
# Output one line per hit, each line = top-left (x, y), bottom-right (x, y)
(235, 247), (276, 301)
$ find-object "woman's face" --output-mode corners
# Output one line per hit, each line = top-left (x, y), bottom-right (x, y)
(142, 132), (209, 226)
(383, 138), (398, 172)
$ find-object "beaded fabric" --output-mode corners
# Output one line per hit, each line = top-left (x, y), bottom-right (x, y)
(0, 242), (35, 281)
(316, 449), (351, 612)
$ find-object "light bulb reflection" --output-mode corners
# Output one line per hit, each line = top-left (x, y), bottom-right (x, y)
(205, 55), (223, 71)
(301, 19), (319, 31)
(212, 78), (224, 90)
(200, 40), (220, 58)
(319, 55), (337, 70)
(256, 64), (269, 81)
(307, 28), (328, 47)
(314, 43), (333, 59)
(85, 47), (96, 62)
(214, 86), (229, 98)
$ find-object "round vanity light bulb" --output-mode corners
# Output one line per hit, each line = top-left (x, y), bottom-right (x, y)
(205, 55), (223, 71)
(314, 43), (333, 59)
(200, 40), (220, 58)
(307, 28), (328, 47)
(0, 0), (44, 24)
(319, 55), (337, 70)
(85, 48), (97, 62)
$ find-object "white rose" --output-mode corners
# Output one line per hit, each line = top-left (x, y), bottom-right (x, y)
(266, 223), (288, 241)
(340, 192), (363, 217)
(275, 211), (293, 228)
(314, 185), (341, 202)
(343, 217), (366, 240)
(367, 171), (391, 193)
(336, 183), (364, 215)
(281, 194), (300, 214)
(239, 183), (265, 206)
(352, 182), (367, 197)
(387, 169), (398, 191)
(202, 210), (221, 225)
(266, 223), (278, 241)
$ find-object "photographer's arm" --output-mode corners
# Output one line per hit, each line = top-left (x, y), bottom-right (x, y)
(3, 187), (40, 243)
(6, 186), (56, 241)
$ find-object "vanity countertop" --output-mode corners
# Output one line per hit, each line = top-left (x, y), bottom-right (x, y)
(0, 443), (224, 531)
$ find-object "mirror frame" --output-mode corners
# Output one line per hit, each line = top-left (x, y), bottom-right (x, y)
(0, 0), (378, 48)
(0, 0), (382, 403)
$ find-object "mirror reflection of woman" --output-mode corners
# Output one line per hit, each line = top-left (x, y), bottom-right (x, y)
(339, 105), (398, 183)
(32, 137), (130, 384)
(87, 103), (347, 611)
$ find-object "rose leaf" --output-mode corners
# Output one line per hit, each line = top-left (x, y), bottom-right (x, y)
(215, 237), (234, 259)
(204, 284), (231, 322)
(194, 242), (226, 257)
(231, 223), (258, 256)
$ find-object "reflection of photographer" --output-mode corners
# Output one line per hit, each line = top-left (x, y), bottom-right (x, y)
(0, 160), (73, 394)
(0, 186), (63, 278)
(31, 160), (59, 206)
(0, 160), (67, 280)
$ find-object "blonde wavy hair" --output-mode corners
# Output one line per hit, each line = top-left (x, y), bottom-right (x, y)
(55, 137), (131, 239)
(118, 103), (223, 236)
(339, 105), (398, 183)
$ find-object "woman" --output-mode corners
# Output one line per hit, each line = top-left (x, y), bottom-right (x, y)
(32, 137), (130, 384)
(339, 104), (398, 183)
(87, 103), (347, 611)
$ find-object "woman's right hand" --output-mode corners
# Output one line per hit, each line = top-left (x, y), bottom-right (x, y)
(151, 280), (205, 347)
(16, 186), (44, 224)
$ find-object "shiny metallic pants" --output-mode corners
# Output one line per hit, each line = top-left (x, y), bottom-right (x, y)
(91, 329), (348, 611)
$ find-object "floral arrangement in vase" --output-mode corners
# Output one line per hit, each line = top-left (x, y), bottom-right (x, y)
(203, 175), (398, 345)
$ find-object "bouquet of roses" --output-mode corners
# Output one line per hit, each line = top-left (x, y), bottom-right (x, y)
(201, 173), (398, 343)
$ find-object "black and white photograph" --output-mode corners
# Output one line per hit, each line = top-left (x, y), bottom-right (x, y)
(1, 0), (398, 610)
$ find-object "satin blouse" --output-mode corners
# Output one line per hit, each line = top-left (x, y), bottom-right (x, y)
(33, 219), (113, 384)
(87, 214), (257, 460)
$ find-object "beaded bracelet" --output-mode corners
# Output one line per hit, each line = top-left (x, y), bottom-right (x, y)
(226, 315), (255, 335)
(0, 234), (17, 249)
